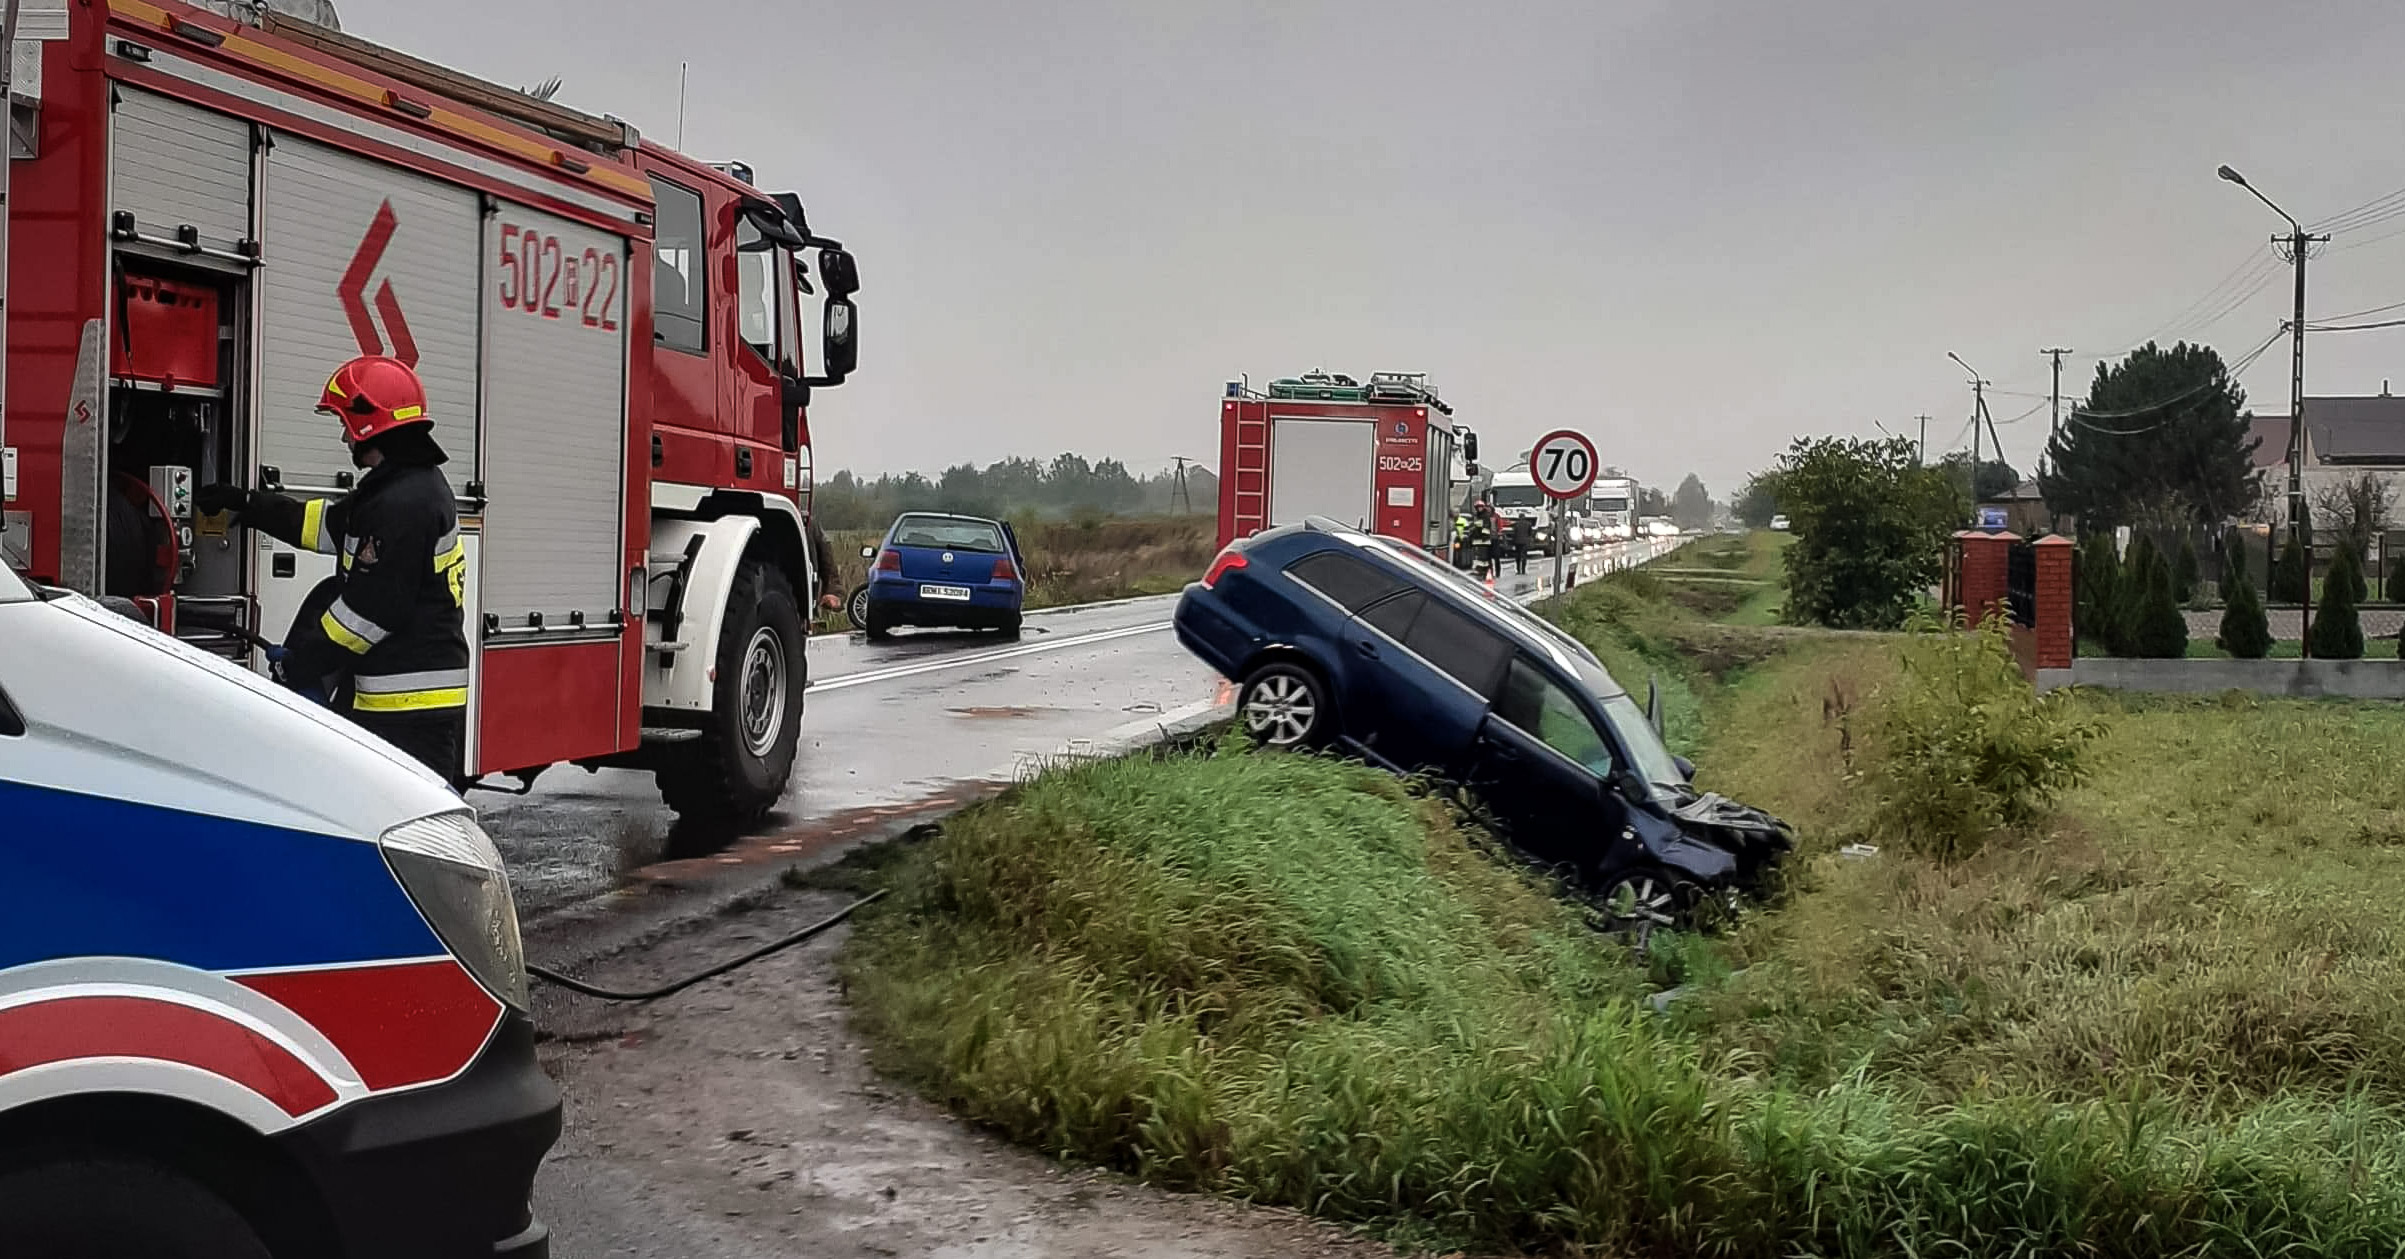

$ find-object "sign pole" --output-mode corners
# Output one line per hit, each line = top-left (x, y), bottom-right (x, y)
(1552, 498), (1566, 594)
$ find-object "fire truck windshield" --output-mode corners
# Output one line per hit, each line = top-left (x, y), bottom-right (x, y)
(1488, 484), (1543, 509)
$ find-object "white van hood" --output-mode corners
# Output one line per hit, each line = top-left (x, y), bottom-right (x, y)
(0, 591), (460, 840)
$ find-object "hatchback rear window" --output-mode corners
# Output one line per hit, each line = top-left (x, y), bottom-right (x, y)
(1284, 550), (1408, 612)
(893, 516), (1006, 553)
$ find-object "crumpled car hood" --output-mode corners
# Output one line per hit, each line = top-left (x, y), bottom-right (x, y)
(1668, 790), (1794, 848)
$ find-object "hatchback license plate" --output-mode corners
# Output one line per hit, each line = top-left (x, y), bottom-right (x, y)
(919, 583), (971, 602)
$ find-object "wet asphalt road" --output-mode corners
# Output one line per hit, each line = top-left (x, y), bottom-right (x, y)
(481, 594), (1216, 912)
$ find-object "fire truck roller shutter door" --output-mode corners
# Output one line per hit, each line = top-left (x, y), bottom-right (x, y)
(1267, 418), (1375, 531)
(256, 132), (482, 500)
(111, 89), (254, 255)
(477, 203), (628, 632)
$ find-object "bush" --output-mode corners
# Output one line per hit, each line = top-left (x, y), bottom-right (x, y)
(1863, 612), (2107, 862)
(2389, 556), (2405, 604)
(2126, 540), (2188, 658)
(2346, 547), (2372, 603)
(1771, 435), (1963, 629)
(2218, 574), (2272, 658)
(2272, 533), (2311, 604)
(2223, 527), (2250, 589)
(2310, 548), (2366, 659)
(2172, 534), (2200, 603)
(2076, 535), (2124, 654)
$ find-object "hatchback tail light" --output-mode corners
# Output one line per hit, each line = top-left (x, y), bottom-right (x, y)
(875, 549), (901, 573)
(992, 555), (1019, 582)
(1201, 549), (1248, 589)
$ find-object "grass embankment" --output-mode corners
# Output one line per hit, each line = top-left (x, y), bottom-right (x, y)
(811, 513), (1217, 632)
(838, 532), (2405, 1255)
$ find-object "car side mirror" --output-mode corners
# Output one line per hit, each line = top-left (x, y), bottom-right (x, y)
(860, 545), (876, 559)
(1616, 768), (1650, 801)
(1672, 755), (1695, 781)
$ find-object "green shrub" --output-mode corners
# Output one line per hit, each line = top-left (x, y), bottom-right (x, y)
(2173, 534), (2200, 603)
(1863, 612), (2107, 862)
(2310, 548), (2366, 659)
(2223, 528), (2250, 588)
(2348, 547), (2372, 603)
(2218, 574), (2272, 658)
(2076, 536), (2124, 654)
(2127, 541), (2188, 658)
(2273, 533), (2311, 604)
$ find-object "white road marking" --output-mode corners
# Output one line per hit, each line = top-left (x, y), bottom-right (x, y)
(806, 621), (1173, 694)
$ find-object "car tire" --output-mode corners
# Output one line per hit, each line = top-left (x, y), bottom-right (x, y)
(1585, 863), (1707, 955)
(657, 558), (805, 827)
(846, 583), (871, 631)
(0, 1159), (274, 1259)
(862, 601), (893, 641)
(997, 612), (1022, 638)
(1237, 661), (1329, 750)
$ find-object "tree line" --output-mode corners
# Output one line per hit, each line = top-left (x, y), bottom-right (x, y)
(812, 455), (1219, 531)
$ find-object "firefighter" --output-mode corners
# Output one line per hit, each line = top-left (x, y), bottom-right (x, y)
(1466, 502), (1497, 578)
(1451, 510), (1473, 569)
(1509, 514), (1533, 576)
(194, 355), (470, 784)
(806, 512), (841, 615)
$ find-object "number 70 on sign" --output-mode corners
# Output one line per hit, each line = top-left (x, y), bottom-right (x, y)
(1529, 429), (1599, 500)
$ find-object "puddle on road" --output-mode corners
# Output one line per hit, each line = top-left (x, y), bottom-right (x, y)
(947, 705), (1056, 719)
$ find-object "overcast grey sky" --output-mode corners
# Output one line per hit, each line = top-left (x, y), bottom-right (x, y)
(350, 0), (2405, 498)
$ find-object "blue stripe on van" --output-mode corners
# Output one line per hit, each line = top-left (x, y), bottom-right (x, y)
(0, 778), (443, 972)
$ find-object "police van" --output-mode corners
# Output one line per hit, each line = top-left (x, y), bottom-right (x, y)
(0, 561), (558, 1255)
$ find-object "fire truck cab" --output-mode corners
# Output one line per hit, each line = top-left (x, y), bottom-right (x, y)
(1217, 370), (1461, 556)
(0, 0), (861, 824)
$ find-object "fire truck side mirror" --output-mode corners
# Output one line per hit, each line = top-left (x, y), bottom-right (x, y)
(816, 246), (859, 299)
(819, 296), (859, 382)
(1461, 431), (1479, 465)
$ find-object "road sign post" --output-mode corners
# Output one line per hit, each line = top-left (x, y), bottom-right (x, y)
(1529, 428), (1598, 597)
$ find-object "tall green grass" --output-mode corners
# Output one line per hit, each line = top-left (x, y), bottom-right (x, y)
(844, 746), (2405, 1255)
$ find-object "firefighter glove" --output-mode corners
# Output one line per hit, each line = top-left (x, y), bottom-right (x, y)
(195, 483), (253, 519)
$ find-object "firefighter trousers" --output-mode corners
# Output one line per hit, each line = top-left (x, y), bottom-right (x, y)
(354, 707), (468, 791)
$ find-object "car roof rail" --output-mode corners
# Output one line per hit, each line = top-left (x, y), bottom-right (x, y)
(1299, 515), (1363, 534)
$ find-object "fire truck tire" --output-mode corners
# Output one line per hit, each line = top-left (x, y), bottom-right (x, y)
(0, 1159), (273, 1258)
(657, 559), (806, 825)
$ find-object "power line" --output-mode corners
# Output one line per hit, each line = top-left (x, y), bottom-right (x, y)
(2060, 328), (2284, 432)
(2307, 315), (2405, 333)
(2310, 296), (2405, 324)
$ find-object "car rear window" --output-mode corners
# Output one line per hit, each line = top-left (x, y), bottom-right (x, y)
(1284, 549), (1408, 612)
(0, 561), (28, 604)
(893, 516), (1006, 553)
(1401, 599), (1510, 697)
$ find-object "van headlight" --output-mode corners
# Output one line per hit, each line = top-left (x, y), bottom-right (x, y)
(380, 812), (528, 1010)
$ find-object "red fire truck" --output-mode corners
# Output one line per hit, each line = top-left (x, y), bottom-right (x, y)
(1216, 369), (1473, 556)
(0, 0), (861, 824)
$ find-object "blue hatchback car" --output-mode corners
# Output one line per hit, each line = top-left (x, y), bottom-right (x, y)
(1173, 516), (1790, 938)
(861, 512), (1026, 639)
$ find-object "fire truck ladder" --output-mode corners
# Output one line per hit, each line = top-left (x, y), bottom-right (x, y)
(1230, 406), (1270, 536)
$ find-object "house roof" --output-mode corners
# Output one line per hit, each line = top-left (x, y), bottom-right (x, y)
(2303, 395), (2405, 464)
(1982, 478), (2045, 503)
(2247, 415), (2291, 469)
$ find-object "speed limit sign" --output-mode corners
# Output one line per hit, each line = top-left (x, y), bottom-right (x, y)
(1529, 429), (1599, 500)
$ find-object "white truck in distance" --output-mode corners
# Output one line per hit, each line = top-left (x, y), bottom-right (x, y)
(1482, 469), (1556, 551)
(1589, 475), (1637, 540)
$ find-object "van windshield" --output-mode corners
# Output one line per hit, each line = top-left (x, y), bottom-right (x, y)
(892, 516), (1007, 553)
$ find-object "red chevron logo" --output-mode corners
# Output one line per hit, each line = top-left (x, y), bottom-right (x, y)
(337, 201), (419, 367)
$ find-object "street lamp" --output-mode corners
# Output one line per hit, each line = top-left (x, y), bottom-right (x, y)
(2220, 163), (2323, 654)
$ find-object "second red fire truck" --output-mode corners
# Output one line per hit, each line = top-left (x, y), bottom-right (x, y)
(0, 0), (861, 823)
(1216, 369), (1475, 558)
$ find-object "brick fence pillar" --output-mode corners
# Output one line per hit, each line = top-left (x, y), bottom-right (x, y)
(1952, 530), (2018, 626)
(2032, 534), (2075, 671)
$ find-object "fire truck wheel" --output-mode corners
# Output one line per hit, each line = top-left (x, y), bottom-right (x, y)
(658, 558), (806, 825)
(0, 1159), (273, 1258)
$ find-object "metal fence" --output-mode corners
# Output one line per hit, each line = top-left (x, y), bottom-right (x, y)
(2006, 538), (2037, 627)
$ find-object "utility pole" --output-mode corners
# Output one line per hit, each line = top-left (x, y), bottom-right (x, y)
(2040, 347), (2072, 439)
(2221, 165), (2327, 655)
(1915, 414), (1930, 466)
(1170, 456), (1193, 515)
(1949, 353), (1990, 521)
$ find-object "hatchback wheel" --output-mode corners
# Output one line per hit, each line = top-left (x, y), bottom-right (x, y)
(846, 583), (871, 631)
(1238, 662), (1327, 749)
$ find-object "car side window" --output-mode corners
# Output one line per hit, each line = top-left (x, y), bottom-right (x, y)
(1359, 589), (1424, 641)
(1284, 550), (1408, 613)
(1403, 600), (1511, 697)
(1495, 658), (1615, 775)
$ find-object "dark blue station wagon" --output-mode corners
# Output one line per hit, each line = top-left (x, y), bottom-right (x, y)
(1173, 516), (1789, 936)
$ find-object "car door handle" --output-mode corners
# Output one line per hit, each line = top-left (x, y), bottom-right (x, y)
(1484, 739), (1522, 762)
(1353, 639), (1380, 659)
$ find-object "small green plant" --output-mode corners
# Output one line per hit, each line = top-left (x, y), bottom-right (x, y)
(2310, 547), (2367, 659)
(2172, 534), (2200, 603)
(1864, 611), (2107, 862)
(2273, 533), (2311, 604)
(2218, 573), (2272, 658)
(2077, 535), (2125, 655)
(2127, 540), (2188, 658)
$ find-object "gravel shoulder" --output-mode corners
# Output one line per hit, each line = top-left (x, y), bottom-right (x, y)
(529, 884), (1396, 1259)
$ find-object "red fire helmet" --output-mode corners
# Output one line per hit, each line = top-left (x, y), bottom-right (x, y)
(316, 354), (431, 444)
